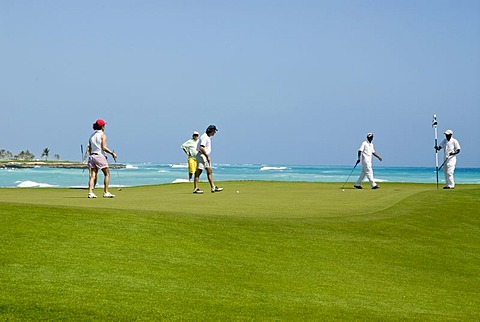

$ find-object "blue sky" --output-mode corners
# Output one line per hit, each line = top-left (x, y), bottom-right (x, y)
(1, 0), (479, 167)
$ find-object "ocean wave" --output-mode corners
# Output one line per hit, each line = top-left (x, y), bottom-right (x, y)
(172, 178), (189, 183)
(125, 164), (138, 169)
(260, 166), (288, 171)
(16, 180), (56, 188)
(170, 164), (188, 169)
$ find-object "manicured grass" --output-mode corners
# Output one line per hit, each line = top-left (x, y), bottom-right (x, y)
(1, 182), (479, 320)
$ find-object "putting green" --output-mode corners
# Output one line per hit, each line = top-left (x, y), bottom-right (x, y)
(1, 182), (479, 320)
(0, 181), (463, 218)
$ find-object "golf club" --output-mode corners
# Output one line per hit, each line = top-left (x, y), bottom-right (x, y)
(114, 153), (122, 191)
(341, 162), (358, 191)
(438, 155), (450, 171)
(81, 144), (86, 173)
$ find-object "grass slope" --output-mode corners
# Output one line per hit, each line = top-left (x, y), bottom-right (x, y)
(0, 182), (479, 320)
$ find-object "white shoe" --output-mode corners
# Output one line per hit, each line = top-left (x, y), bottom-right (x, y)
(88, 192), (97, 198)
(103, 192), (115, 198)
(193, 188), (204, 194)
(211, 186), (223, 193)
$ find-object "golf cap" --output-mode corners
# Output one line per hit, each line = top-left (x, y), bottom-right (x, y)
(96, 119), (106, 127)
(367, 133), (374, 138)
(193, 131), (199, 136)
(206, 125), (218, 132)
(444, 129), (453, 135)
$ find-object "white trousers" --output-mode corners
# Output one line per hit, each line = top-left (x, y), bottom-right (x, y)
(356, 161), (376, 188)
(444, 157), (457, 188)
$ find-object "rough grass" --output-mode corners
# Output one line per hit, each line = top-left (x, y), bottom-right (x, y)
(0, 182), (479, 320)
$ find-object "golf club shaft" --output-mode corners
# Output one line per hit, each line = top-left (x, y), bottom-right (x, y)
(81, 144), (86, 173)
(114, 153), (122, 190)
(438, 156), (450, 171)
(341, 163), (358, 189)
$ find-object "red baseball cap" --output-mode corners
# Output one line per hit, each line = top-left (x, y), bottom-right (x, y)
(96, 119), (106, 127)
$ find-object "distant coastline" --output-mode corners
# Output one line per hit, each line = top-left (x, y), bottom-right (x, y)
(0, 160), (126, 169)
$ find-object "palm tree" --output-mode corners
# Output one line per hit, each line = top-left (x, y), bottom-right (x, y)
(15, 150), (35, 160)
(41, 148), (50, 161)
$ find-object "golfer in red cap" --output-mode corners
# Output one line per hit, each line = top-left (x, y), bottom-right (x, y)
(85, 119), (117, 198)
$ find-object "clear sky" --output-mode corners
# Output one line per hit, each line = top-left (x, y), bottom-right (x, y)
(1, 0), (479, 167)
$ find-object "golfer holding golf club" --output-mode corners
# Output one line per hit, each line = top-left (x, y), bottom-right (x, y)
(354, 133), (382, 189)
(85, 119), (117, 198)
(193, 125), (223, 194)
(435, 129), (461, 189)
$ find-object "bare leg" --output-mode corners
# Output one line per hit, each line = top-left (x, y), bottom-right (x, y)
(101, 168), (110, 193)
(194, 169), (202, 190)
(89, 168), (98, 193)
(206, 167), (215, 189)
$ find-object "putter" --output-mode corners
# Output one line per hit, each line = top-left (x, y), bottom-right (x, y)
(438, 155), (450, 171)
(81, 144), (86, 173)
(341, 162), (358, 190)
(114, 154), (122, 191)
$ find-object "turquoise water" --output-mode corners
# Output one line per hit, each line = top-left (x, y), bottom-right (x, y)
(1, 163), (479, 188)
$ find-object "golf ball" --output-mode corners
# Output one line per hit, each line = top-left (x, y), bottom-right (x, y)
(236, 190), (240, 194)
(342, 189), (345, 192)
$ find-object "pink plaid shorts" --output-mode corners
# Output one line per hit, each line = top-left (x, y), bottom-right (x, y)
(88, 154), (109, 169)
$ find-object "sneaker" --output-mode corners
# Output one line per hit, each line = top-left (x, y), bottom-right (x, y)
(211, 186), (223, 193)
(372, 185), (380, 189)
(103, 192), (115, 198)
(193, 188), (204, 194)
(443, 186), (454, 189)
(353, 185), (362, 189)
(88, 192), (97, 198)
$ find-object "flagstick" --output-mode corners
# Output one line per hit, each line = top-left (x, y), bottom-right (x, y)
(432, 114), (439, 189)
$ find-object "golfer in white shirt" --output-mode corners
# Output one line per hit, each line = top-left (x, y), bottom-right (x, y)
(435, 129), (461, 189)
(193, 125), (223, 194)
(354, 133), (383, 189)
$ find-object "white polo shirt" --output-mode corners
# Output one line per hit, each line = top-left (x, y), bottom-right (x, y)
(440, 138), (461, 160)
(359, 140), (375, 163)
(198, 133), (212, 155)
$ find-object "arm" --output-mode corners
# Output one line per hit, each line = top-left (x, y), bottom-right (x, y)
(449, 149), (460, 156)
(199, 145), (210, 162)
(181, 142), (190, 156)
(83, 145), (91, 162)
(356, 150), (361, 164)
(373, 152), (382, 161)
(101, 134), (117, 161)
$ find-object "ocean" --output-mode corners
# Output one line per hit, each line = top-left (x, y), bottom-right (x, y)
(1, 163), (479, 188)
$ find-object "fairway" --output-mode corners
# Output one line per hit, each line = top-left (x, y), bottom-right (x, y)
(1, 182), (479, 320)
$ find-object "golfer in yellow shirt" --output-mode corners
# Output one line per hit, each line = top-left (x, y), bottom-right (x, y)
(181, 131), (199, 181)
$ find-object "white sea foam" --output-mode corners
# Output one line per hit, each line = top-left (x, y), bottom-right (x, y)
(125, 164), (138, 169)
(16, 180), (56, 188)
(170, 164), (188, 169)
(172, 178), (189, 183)
(158, 170), (168, 173)
(260, 166), (288, 171)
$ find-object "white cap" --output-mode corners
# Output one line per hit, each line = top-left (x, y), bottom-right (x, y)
(444, 129), (453, 135)
(193, 131), (199, 135)
(367, 133), (373, 138)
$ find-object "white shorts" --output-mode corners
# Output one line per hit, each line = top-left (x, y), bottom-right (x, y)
(88, 154), (109, 169)
(196, 154), (211, 170)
